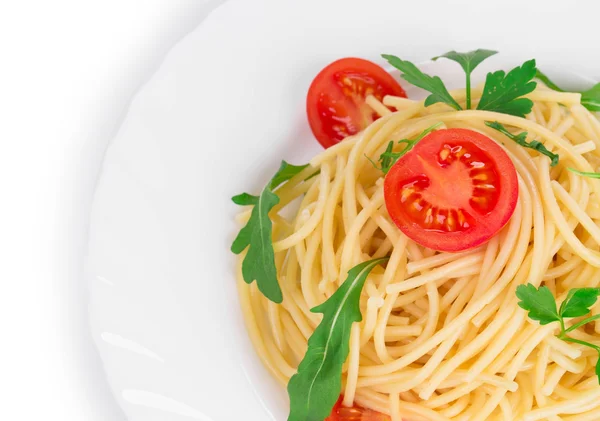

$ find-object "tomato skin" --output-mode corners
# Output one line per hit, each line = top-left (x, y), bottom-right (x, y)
(326, 397), (390, 421)
(384, 128), (518, 252)
(307, 57), (407, 148)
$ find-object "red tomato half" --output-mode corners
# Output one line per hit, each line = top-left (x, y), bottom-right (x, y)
(307, 57), (407, 148)
(384, 128), (518, 252)
(327, 397), (390, 421)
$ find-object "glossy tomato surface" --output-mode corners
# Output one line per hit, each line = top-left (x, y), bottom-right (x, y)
(384, 128), (518, 252)
(307, 57), (407, 148)
(326, 397), (390, 421)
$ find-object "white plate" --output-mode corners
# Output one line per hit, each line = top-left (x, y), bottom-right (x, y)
(85, 1), (600, 420)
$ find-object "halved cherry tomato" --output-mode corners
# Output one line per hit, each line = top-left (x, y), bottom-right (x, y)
(307, 57), (407, 148)
(384, 128), (518, 252)
(326, 397), (390, 421)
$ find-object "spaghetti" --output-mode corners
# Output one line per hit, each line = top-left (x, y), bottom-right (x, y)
(236, 83), (600, 421)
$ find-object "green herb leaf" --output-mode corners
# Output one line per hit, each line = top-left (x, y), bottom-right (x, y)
(433, 49), (498, 75)
(287, 257), (389, 421)
(432, 49), (498, 109)
(382, 54), (462, 110)
(517, 283), (600, 385)
(516, 284), (561, 325)
(270, 163), (309, 190)
(304, 169), (321, 181)
(582, 84), (600, 112)
(559, 288), (600, 318)
(568, 168), (600, 179)
(231, 193), (258, 206)
(485, 121), (559, 166)
(231, 161), (308, 303)
(477, 59), (537, 117)
(536, 69), (600, 112)
(535, 69), (564, 92)
(366, 141), (394, 173)
(368, 122), (443, 174)
(379, 141), (396, 172)
(394, 122), (443, 164)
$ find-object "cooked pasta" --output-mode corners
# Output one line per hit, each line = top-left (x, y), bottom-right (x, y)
(235, 83), (600, 420)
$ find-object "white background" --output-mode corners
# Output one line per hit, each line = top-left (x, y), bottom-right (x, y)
(0, 1), (218, 419)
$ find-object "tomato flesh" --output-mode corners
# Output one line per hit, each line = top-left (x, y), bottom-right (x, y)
(327, 397), (390, 421)
(307, 58), (407, 148)
(384, 128), (518, 252)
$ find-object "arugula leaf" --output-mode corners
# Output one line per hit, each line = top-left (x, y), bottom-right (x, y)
(582, 84), (600, 112)
(536, 69), (600, 112)
(517, 283), (600, 384)
(304, 169), (321, 181)
(477, 59), (537, 117)
(382, 54), (462, 110)
(231, 161), (308, 303)
(287, 257), (389, 421)
(535, 69), (564, 92)
(232, 193), (258, 206)
(568, 168), (600, 179)
(366, 140), (394, 173)
(394, 122), (443, 162)
(485, 121), (559, 166)
(378, 142), (396, 170)
(433, 49), (498, 109)
(516, 284), (561, 325)
(559, 288), (600, 318)
(270, 163), (309, 190)
(368, 122), (443, 174)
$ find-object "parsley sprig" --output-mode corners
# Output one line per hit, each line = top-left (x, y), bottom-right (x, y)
(477, 59), (537, 116)
(536, 69), (600, 112)
(288, 257), (388, 421)
(367, 122), (443, 173)
(383, 50), (537, 118)
(517, 283), (600, 382)
(485, 121), (559, 166)
(231, 161), (308, 303)
(433, 49), (498, 109)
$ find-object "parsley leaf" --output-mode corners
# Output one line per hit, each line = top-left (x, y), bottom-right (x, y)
(477, 59), (537, 117)
(368, 122), (443, 174)
(485, 121), (559, 166)
(559, 288), (600, 318)
(231, 161), (308, 303)
(383, 53), (539, 117)
(568, 168), (600, 179)
(517, 283), (600, 384)
(287, 257), (389, 421)
(536, 69), (600, 112)
(516, 284), (561, 325)
(382, 54), (462, 110)
(433, 49), (498, 109)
